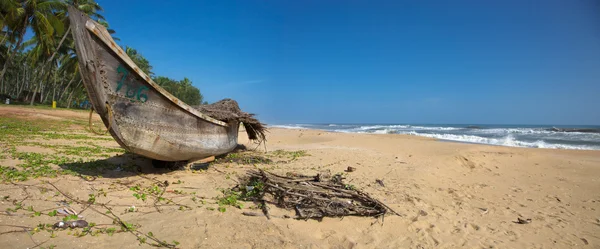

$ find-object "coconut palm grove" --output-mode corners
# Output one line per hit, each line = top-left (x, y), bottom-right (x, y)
(0, 0), (206, 108)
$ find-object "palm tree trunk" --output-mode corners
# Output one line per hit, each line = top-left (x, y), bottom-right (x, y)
(43, 75), (55, 104)
(35, 26), (72, 83)
(31, 66), (46, 105)
(0, 72), (4, 95)
(29, 86), (37, 105)
(43, 87), (51, 103)
(1, 74), (5, 95)
(58, 77), (75, 101)
(18, 66), (27, 99)
(50, 70), (58, 103)
(11, 71), (19, 96)
(65, 79), (82, 108)
(30, 68), (43, 105)
(0, 18), (29, 87)
(52, 80), (56, 103)
(50, 26), (71, 63)
(39, 82), (44, 103)
(66, 90), (74, 108)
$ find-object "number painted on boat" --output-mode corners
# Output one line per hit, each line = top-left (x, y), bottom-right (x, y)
(116, 64), (128, 92)
(137, 86), (149, 102)
(116, 64), (149, 103)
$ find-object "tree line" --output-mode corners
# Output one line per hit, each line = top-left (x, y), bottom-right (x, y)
(0, 0), (205, 108)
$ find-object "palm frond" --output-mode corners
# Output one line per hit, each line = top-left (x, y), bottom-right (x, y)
(91, 12), (104, 21)
(32, 11), (55, 41)
(21, 36), (38, 48)
(36, 0), (66, 13)
(46, 12), (64, 36)
(0, 0), (19, 12)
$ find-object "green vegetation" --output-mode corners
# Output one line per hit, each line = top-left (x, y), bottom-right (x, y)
(216, 178), (265, 212)
(0, 0), (205, 108)
(62, 214), (78, 221)
(344, 184), (357, 190)
(217, 189), (243, 212)
(0, 113), (196, 248)
(154, 76), (206, 105)
(1, 181), (188, 248)
(0, 115), (132, 182)
(125, 181), (197, 213)
(214, 152), (273, 165)
(271, 150), (309, 161)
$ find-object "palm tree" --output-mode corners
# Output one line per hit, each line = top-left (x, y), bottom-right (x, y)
(0, 0), (22, 93)
(24, 8), (71, 105)
(22, 0), (108, 104)
(1, 0), (126, 107)
(0, 0), (65, 91)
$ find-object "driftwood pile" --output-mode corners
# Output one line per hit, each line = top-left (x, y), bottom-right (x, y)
(246, 170), (400, 220)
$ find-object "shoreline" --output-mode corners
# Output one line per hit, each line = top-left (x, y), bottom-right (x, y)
(267, 127), (600, 155)
(268, 125), (600, 151)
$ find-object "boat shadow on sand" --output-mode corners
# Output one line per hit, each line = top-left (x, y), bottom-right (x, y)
(57, 144), (250, 178)
(57, 153), (179, 179)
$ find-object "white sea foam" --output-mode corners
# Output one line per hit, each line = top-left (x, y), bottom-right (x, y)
(269, 123), (600, 150)
(410, 126), (462, 131)
(269, 125), (305, 129)
(372, 129), (398, 134)
(478, 128), (557, 135)
(407, 132), (600, 150)
(350, 125), (410, 131)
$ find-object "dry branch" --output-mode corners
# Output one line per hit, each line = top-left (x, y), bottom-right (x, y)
(245, 170), (400, 220)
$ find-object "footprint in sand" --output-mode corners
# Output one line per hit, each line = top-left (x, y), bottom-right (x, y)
(456, 156), (476, 169)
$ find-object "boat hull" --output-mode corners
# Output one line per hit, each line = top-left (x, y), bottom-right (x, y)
(68, 6), (238, 161)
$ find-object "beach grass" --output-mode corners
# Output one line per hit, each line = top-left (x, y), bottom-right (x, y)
(0, 114), (128, 182)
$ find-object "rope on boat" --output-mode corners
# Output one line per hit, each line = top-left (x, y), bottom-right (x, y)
(88, 103), (113, 135)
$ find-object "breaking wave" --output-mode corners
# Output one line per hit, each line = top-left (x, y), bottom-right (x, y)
(409, 133), (600, 150)
(269, 123), (600, 151)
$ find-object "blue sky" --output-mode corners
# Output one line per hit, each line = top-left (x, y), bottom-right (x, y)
(98, 0), (600, 125)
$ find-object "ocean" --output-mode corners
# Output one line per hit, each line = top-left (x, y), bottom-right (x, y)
(270, 124), (600, 150)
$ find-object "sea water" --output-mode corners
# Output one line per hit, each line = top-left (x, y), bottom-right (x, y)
(270, 124), (600, 150)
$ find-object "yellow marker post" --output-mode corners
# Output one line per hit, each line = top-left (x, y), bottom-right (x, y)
(52, 101), (57, 109)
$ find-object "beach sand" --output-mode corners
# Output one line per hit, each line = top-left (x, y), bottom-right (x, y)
(1, 106), (599, 248)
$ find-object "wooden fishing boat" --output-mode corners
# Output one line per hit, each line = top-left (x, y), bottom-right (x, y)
(68, 6), (240, 161)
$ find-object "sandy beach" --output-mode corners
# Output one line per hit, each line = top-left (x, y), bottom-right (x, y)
(1, 106), (599, 248)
